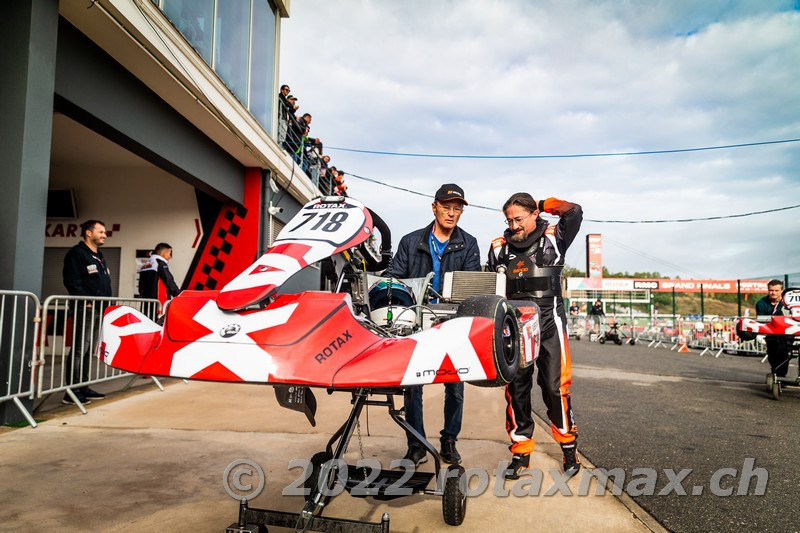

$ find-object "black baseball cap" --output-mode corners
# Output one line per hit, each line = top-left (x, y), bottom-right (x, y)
(435, 183), (468, 205)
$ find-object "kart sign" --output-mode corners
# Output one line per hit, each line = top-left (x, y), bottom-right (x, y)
(276, 201), (367, 245)
(217, 198), (373, 311)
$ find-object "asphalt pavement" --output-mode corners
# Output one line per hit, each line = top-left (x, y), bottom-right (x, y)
(536, 339), (800, 533)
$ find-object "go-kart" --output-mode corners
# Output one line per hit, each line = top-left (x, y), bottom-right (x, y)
(736, 288), (800, 400)
(100, 195), (541, 532)
(597, 320), (634, 346)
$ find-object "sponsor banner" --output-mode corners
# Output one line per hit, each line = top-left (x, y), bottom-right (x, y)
(567, 278), (769, 294)
(586, 234), (603, 279)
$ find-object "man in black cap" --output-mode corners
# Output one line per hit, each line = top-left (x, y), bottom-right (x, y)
(392, 183), (481, 466)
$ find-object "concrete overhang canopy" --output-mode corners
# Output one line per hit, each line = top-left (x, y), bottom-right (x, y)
(60, 0), (314, 204)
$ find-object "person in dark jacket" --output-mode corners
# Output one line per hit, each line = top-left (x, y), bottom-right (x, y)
(756, 279), (790, 377)
(588, 299), (605, 333)
(392, 183), (481, 467)
(138, 243), (181, 308)
(487, 192), (583, 480)
(61, 219), (113, 405)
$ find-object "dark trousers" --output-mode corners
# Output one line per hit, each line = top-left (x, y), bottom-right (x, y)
(404, 381), (464, 448)
(69, 304), (101, 392)
(766, 336), (791, 377)
(506, 301), (577, 454)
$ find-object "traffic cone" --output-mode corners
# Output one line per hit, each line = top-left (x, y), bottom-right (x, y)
(677, 335), (690, 353)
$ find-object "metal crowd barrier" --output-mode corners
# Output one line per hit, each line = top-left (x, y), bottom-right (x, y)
(0, 290), (41, 427)
(37, 295), (161, 414)
(595, 315), (769, 358)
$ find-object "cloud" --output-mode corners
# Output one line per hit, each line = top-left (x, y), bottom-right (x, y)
(281, 1), (800, 280)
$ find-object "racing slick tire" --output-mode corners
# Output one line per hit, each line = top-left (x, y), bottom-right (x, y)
(442, 465), (467, 526)
(305, 451), (333, 503)
(457, 295), (520, 387)
(766, 373), (774, 393)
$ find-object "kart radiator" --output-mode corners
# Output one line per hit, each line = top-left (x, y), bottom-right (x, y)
(441, 271), (506, 302)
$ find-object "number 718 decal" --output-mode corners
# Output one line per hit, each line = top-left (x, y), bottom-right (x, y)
(289, 211), (350, 233)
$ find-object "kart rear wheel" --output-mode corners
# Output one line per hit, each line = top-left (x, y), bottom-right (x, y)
(766, 373), (774, 393)
(614, 338), (623, 345)
(457, 295), (520, 387)
(629, 339), (636, 346)
(442, 465), (467, 526)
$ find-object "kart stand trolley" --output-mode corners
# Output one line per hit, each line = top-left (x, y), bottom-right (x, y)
(765, 338), (800, 400)
(226, 387), (468, 533)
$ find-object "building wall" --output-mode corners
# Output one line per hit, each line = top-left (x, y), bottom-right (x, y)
(45, 166), (200, 298)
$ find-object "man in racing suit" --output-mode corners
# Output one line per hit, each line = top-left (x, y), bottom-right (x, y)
(487, 192), (583, 479)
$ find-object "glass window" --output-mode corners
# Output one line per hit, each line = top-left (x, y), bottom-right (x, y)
(214, 0), (252, 105)
(249, 1), (276, 133)
(162, 0), (215, 64)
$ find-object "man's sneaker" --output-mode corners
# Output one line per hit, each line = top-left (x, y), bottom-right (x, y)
(502, 454), (530, 480)
(83, 388), (106, 400)
(62, 393), (91, 405)
(440, 438), (462, 465)
(402, 446), (428, 467)
(561, 442), (581, 478)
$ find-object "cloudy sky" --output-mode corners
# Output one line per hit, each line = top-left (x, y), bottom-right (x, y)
(280, 0), (800, 280)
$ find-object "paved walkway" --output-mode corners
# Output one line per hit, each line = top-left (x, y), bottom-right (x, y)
(1, 380), (663, 531)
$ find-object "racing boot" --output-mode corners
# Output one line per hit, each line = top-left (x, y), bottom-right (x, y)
(501, 453), (530, 480)
(561, 442), (581, 478)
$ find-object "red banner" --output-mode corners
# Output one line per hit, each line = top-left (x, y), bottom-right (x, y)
(567, 278), (769, 294)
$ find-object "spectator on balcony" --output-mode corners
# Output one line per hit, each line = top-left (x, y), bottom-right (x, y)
(277, 85), (293, 144)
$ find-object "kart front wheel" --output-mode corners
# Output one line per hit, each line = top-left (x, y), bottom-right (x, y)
(457, 295), (520, 386)
(599, 336), (606, 344)
(766, 373), (774, 393)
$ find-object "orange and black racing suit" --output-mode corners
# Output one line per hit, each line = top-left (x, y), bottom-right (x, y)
(487, 197), (583, 455)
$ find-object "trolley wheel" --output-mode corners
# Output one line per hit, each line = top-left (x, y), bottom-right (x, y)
(599, 336), (606, 344)
(771, 381), (781, 401)
(442, 465), (467, 526)
(765, 373), (774, 394)
(305, 451), (333, 502)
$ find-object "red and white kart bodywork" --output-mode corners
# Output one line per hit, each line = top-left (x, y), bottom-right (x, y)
(100, 196), (535, 391)
(100, 195), (540, 529)
(736, 288), (800, 340)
